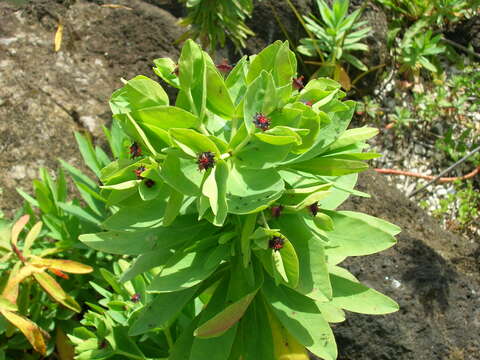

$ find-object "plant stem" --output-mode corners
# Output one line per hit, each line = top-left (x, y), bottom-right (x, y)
(233, 133), (252, 154)
(260, 212), (270, 230)
(164, 326), (174, 350)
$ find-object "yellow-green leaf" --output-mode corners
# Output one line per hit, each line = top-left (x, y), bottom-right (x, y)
(11, 215), (29, 247)
(23, 221), (43, 256)
(33, 272), (81, 312)
(0, 309), (49, 355)
(30, 257), (93, 274)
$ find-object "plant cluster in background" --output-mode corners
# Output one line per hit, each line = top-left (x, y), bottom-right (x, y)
(297, 0), (371, 89)
(178, 0), (258, 53)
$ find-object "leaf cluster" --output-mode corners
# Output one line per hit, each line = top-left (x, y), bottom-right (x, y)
(76, 39), (400, 359)
(178, 0), (257, 53)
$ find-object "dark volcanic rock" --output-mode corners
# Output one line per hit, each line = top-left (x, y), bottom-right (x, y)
(331, 171), (480, 360)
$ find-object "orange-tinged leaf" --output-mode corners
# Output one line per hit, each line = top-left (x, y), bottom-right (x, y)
(335, 65), (351, 91)
(33, 272), (81, 312)
(49, 268), (70, 279)
(23, 221), (43, 256)
(2, 264), (41, 303)
(0, 296), (18, 311)
(11, 215), (29, 247)
(56, 326), (75, 360)
(0, 309), (49, 355)
(194, 291), (258, 338)
(31, 257), (93, 274)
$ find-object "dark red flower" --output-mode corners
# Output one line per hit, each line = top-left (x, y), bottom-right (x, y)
(133, 165), (146, 179)
(216, 58), (233, 73)
(292, 76), (305, 90)
(269, 236), (285, 251)
(197, 151), (216, 171)
(253, 113), (271, 131)
(129, 142), (142, 159)
(145, 179), (155, 188)
(131, 293), (141, 303)
(309, 202), (319, 216)
(271, 205), (283, 219)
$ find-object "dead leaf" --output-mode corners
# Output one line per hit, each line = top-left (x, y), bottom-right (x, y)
(101, 4), (133, 10)
(0, 309), (49, 355)
(1, 263), (40, 303)
(335, 64), (351, 91)
(55, 23), (64, 52)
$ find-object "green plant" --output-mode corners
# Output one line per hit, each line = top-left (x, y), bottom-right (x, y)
(396, 20), (446, 76)
(0, 215), (92, 356)
(297, 0), (371, 86)
(78, 39), (399, 359)
(0, 124), (130, 358)
(178, 0), (257, 53)
(388, 106), (416, 132)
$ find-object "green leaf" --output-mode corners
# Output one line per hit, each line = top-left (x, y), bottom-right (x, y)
(57, 202), (102, 226)
(204, 56), (235, 118)
(178, 39), (205, 90)
(289, 157), (368, 176)
(263, 277), (337, 360)
(243, 71), (278, 133)
(101, 192), (169, 230)
(202, 160), (229, 226)
(148, 249), (224, 293)
(80, 230), (159, 255)
(226, 165), (284, 214)
(161, 149), (204, 196)
(74, 132), (102, 177)
(170, 128), (220, 157)
(255, 126), (304, 146)
(163, 187), (184, 226)
(325, 127), (378, 152)
(153, 57), (180, 88)
(129, 286), (198, 336)
(110, 75), (168, 114)
(130, 105), (200, 130)
(273, 41), (296, 87)
(246, 41), (282, 83)
(330, 273), (399, 314)
(323, 210), (400, 257)
(275, 214), (332, 301)
(313, 212), (334, 231)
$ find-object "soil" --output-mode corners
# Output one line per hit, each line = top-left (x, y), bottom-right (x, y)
(1, 1), (479, 359)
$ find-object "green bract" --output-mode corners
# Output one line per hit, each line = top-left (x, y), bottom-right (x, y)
(80, 40), (400, 360)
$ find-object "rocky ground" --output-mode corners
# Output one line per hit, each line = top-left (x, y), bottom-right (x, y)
(1, 0), (479, 359)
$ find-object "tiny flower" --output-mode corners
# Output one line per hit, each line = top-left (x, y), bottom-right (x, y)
(302, 99), (313, 107)
(269, 236), (285, 251)
(50, 268), (69, 279)
(131, 293), (141, 303)
(129, 142), (142, 159)
(197, 151), (216, 171)
(271, 205), (283, 219)
(144, 179), (155, 188)
(134, 165), (146, 179)
(253, 112), (271, 131)
(309, 202), (319, 216)
(292, 75), (305, 90)
(99, 340), (108, 349)
(216, 58), (233, 73)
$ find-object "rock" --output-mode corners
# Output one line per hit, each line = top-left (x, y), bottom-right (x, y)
(0, 0), (183, 216)
(332, 171), (480, 360)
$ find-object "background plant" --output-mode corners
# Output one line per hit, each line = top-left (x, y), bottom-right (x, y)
(297, 0), (371, 88)
(76, 39), (400, 360)
(178, 0), (258, 53)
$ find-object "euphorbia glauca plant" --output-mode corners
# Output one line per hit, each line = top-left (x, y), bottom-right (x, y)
(80, 40), (400, 360)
